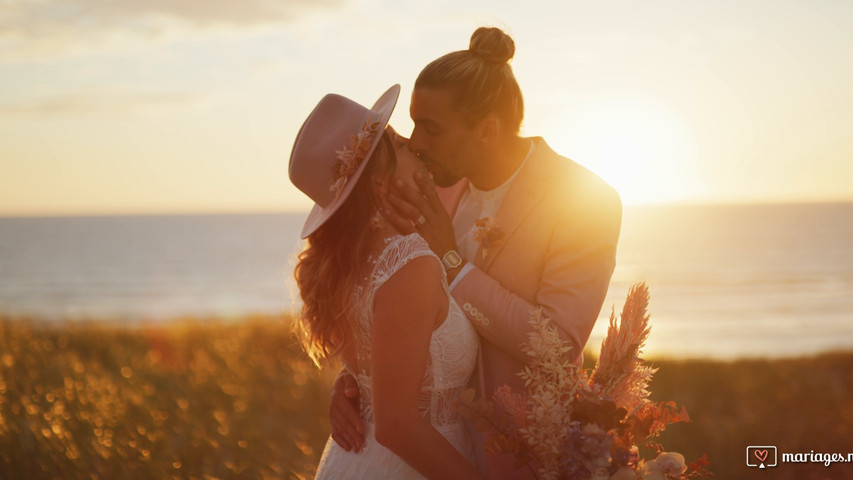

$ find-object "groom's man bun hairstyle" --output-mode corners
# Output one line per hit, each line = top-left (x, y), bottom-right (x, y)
(416, 27), (524, 135)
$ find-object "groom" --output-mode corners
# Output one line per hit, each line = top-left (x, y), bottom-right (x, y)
(330, 27), (622, 479)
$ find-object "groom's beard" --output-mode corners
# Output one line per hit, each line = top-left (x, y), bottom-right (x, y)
(422, 157), (462, 188)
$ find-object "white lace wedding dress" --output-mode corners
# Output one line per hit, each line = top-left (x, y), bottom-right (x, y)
(314, 233), (480, 479)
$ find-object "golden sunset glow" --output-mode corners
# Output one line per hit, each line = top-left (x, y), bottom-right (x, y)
(544, 95), (702, 205)
(1, 1), (852, 216)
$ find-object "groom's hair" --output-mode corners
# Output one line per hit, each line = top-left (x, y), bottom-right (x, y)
(415, 26), (524, 135)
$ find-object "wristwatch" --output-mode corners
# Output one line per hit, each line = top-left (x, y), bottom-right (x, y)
(441, 249), (464, 270)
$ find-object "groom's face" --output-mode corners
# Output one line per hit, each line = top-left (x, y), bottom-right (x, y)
(408, 87), (477, 188)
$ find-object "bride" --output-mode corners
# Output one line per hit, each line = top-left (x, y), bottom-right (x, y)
(288, 85), (485, 479)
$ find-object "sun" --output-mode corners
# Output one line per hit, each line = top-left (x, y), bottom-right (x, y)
(544, 95), (702, 205)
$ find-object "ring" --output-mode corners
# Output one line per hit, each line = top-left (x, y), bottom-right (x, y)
(416, 214), (427, 226)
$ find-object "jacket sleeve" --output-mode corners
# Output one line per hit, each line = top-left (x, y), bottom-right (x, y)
(451, 186), (622, 363)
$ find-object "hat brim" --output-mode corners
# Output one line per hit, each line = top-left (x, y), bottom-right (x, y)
(299, 84), (401, 238)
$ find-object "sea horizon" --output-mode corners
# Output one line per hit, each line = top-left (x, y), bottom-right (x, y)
(3, 197), (852, 220)
(1, 200), (852, 360)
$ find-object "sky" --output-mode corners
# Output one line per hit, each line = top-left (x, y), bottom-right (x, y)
(1, 0), (852, 216)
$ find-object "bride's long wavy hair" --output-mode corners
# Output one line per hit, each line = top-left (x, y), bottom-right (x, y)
(294, 131), (397, 366)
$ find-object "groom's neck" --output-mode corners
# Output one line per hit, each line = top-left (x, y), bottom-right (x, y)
(468, 136), (529, 191)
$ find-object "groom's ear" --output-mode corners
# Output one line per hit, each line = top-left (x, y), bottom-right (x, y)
(474, 114), (501, 144)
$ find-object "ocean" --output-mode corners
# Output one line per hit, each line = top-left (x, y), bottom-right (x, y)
(1, 202), (851, 359)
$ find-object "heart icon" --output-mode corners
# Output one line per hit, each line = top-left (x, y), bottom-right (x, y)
(754, 449), (768, 462)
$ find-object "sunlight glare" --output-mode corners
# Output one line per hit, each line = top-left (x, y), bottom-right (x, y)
(546, 95), (701, 205)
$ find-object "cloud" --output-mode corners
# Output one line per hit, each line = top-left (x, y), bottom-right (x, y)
(0, 91), (201, 116)
(0, 0), (345, 59)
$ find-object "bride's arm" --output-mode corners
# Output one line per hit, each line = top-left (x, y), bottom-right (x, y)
(371, 256), (486, 480)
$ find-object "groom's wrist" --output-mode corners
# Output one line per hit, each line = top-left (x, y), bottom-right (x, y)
(446, 261), (464, 282)
(448, 262), (474, 291)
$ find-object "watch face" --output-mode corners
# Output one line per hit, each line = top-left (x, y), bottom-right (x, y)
(443, 250), (462, 268)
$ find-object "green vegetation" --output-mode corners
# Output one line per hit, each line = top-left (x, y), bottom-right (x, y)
(2, 315), (852, 479)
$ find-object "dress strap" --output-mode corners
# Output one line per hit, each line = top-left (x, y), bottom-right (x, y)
(370, 233), (442, 289)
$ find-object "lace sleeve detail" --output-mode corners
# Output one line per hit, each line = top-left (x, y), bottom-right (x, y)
(350, 233), (445, 384)
(371, 233), (444, 289)
(347, 232), (479, 434)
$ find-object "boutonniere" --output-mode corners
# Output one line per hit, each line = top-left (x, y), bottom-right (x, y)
(473, 217), (505, 259)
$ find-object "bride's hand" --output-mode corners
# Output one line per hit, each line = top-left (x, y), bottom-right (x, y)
(329, 371), (365, 453)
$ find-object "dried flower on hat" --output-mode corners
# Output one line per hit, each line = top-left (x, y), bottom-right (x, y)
(331, 117), (381, 198)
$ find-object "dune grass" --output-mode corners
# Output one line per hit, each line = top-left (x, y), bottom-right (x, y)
(640, 352), (853, 480)
(2, 315), (852, 479)
(0, 315), (335, 479)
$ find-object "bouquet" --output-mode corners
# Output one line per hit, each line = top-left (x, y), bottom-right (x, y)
(459, 283), (712, 480)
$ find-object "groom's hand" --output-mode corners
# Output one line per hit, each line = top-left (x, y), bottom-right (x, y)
(387, 172), (459, 267)
(329, 371), (364, 452)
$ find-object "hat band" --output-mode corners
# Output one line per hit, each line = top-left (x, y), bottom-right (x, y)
(330, 116), (381, 200)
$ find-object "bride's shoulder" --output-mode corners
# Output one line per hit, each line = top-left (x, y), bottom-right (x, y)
(377, 233), (435, 265)
(372, 233), (441, 286)
(373, 248), (445, 303)
(384, 232), (431, 252)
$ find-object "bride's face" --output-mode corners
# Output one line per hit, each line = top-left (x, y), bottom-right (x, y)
(389, 129), (429, 190)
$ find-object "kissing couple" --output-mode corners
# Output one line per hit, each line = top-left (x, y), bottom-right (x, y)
(289, 27), (622, 479)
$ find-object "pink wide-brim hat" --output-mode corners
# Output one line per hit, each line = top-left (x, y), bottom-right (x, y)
(289, 84), (400, 238)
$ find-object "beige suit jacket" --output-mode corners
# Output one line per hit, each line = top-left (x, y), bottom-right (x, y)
(441, 137), (622, 479)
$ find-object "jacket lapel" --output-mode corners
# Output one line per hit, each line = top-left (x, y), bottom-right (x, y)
(477, 137), (560, 270)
